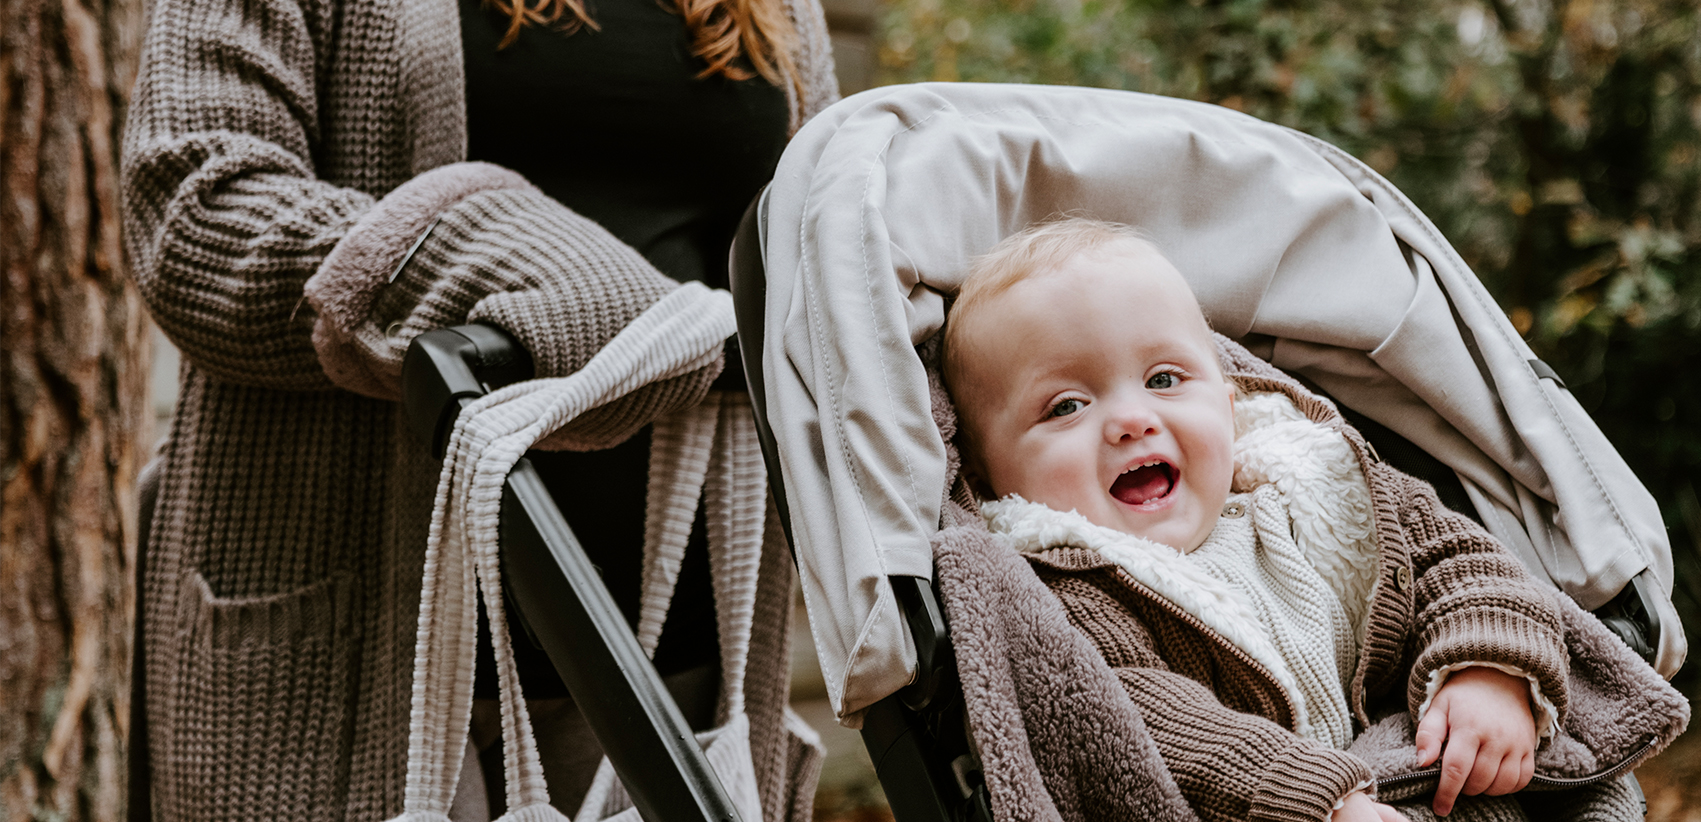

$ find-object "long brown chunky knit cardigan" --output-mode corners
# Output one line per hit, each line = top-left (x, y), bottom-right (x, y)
(120, 0), (838, 818)
(930, 337), (1688, 822)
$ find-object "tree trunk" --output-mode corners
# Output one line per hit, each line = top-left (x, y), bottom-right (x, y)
(1, 0), (146, 820)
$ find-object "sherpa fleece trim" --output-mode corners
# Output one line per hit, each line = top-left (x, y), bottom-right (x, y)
(1417, 661), (1560, 741)
(305, 161), (534, 334)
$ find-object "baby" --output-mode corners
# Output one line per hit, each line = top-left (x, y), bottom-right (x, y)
(942, 218), (1563, 822)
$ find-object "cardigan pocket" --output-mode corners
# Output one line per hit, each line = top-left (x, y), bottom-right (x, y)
(160, 571), (361, 822)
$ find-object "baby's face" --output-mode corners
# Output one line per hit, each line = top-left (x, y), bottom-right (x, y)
(954, 240), (1235, 552)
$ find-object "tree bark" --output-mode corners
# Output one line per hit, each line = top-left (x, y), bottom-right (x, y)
(1, 0), (146, 820)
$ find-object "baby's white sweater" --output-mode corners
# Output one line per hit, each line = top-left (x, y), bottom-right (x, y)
(1185, 487), (1361, 748)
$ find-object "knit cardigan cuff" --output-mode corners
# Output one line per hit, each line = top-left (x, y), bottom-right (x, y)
(1247, 742), (1373, 822)
(304, 161), (535, 398)
(1407, 606), (1569, 730)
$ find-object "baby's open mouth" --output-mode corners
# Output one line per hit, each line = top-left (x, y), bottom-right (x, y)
(1111, 461), (1175, 506)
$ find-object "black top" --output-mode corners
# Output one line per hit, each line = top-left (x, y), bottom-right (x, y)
(462, 0), (789, 287)
(461, 0), (788, 696)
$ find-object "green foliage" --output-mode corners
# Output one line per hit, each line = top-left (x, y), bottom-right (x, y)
(879, 0), (1701, 684)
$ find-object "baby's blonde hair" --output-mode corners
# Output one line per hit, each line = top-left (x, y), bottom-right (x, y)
(942, 217), (1155, 398)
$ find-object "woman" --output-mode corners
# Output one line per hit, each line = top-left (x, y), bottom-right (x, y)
(120, 0), (837, 817)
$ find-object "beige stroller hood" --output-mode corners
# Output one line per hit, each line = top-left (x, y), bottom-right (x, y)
(757, 82), (1685, 722)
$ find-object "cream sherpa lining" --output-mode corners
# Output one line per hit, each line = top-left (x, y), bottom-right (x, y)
(1230, 391), (1380, 647)
(984, 388), (1560, 743)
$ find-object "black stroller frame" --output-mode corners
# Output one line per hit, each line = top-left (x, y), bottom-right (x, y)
(401, 326), (743, 822)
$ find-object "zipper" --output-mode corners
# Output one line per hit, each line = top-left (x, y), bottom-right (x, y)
(1375, 737), (1659, 792)
(1112, 568), (1302, 730)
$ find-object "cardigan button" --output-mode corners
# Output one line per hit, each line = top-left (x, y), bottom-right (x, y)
(1222, 502), (1245, 519)
(1395, 565), (1413, 591)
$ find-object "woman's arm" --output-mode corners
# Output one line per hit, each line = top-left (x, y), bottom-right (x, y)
(305, 161), (718, 447)
(124, 0), (720, 432)
(122, 0), (373, 389)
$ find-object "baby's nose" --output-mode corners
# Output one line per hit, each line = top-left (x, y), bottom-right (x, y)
(1105, 404), (1160, 441)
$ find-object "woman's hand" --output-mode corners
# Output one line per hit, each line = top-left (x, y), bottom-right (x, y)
(1332, 790), (1405, 822)
(1415, 666), (1538, 816)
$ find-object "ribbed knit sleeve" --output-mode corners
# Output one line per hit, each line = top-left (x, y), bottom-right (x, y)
(1112, 668), (1372, 822)
(1399, 473), (1570, 726)
(121, 0), (378, 389)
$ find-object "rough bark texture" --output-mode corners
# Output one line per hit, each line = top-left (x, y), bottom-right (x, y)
(1, 0), (146, 820)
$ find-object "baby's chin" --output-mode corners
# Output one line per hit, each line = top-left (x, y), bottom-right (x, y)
(1089, 504), (1220, 554)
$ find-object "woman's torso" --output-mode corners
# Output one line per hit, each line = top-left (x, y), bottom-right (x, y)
(461, 0), (789, 685)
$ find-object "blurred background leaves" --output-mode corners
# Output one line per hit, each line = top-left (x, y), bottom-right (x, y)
(878, 0), (1701, 694)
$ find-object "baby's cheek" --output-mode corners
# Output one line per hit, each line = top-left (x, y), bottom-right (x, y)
(1030, 458), (1096, 506)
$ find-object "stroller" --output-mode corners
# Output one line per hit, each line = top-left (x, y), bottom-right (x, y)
(381, 82), (1680, 822)
(732, 82), (1685, 821)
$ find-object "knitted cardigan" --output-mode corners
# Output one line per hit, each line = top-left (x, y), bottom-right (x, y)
(119, 0), (838, 818)
(929, 337), (1688, 822)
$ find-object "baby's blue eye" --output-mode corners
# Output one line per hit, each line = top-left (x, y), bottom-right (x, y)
(1147, 372), (1177, 390)
(1050, 398), (1083, 418)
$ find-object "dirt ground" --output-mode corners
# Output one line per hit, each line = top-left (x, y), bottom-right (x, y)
(1639, 723), (1701, 822)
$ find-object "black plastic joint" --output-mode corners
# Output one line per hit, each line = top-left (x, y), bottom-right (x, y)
(401, 324), (534, 459)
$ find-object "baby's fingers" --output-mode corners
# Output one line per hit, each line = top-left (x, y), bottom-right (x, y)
(1373, 803), (1406, 822)
(1415, 702), (1449, 767)
(1433, 734), (1480, 816)
(1462, 749), (1505, 797)
(1498, 752), (1534, 796)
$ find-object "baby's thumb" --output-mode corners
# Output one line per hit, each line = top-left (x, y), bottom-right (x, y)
(1414, 703), (1447, 767)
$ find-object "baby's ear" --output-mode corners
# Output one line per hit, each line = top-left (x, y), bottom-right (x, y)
(954, 441), (996, 501)
(963, 465), (996, 502)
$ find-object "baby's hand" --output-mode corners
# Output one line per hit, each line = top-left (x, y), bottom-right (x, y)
(1415, 666), (1538, 816)
(1331, 790), (1405, 822)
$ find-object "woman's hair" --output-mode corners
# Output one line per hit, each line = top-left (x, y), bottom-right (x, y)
(486, 0), (802, 102)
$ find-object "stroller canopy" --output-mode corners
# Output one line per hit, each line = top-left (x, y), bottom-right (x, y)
(756, 82), (1682, 721)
